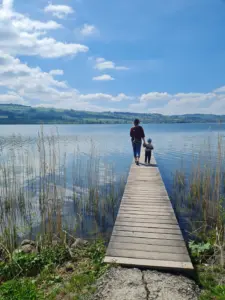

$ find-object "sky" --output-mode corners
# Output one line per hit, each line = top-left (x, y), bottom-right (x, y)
(0, 0), (225, 115)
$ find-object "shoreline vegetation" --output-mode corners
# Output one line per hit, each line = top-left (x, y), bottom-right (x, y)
(0, 128), (225, 299)
(0, 104), (225, 124)
(172, 135), (225, 299)
(0, 126), (124, 299)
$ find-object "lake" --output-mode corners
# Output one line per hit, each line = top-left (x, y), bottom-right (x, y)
(0, 123), (225, 240)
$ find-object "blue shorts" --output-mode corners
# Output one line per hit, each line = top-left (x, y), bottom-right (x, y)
(132, 142), (141, 158)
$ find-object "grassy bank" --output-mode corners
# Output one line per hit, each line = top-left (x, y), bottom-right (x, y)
(0, 238), (107, 300)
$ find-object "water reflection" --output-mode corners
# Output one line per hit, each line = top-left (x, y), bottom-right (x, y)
(0, 123), (225, 244)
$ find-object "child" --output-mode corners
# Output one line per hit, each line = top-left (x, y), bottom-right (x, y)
(144, 138), (154, 164)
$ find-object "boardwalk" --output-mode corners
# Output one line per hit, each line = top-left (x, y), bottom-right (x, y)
(104, 150), (193, 270)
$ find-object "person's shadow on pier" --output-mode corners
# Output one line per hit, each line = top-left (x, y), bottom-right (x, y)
(139, 163), (157, 167)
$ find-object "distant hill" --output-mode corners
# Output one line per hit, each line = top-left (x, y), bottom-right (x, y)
(0, 104), (224, 124)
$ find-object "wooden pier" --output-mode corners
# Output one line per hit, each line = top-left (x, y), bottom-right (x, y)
(104, 150), (193, 270)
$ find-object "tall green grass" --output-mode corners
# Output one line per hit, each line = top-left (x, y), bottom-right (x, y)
(0, 126), (126, 253)
(172, 135), (225, 265)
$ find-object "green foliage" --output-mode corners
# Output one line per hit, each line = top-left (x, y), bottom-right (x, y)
(0, 241), (108, 299)
(188, 241), (213, 264)
(197, 265), (225, 299)
(200, 285), (225, 300)
(72, 239), (108, 278)
(63, 273), (96, 298)
(0, 245), (71, 280)
(55, 240), (107, 299)
(0, 278), (44, 300)
(40, 245), (71, 265)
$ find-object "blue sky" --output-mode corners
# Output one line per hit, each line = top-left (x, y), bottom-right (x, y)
(0, 0), (225, 114)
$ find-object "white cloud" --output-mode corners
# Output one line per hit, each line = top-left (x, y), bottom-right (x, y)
(2, 0), (13, 11)
(0, 51), (70, 100)
(140, 92), (171, 102)
(44, 3), (74, 19)
(0, 92), (27, 105)
(0, 1), (88, 58)
(0, 51), (132, 111)
(13, 19), (61, 31)
(1, 0), (225, 115)
(214, 86), (225, 93)
(80, 93), (132, 102)
(95, 57), (129, 71)
(49, 69), (64, 76)
(93, 74), (114, 81)
(1, 51), (225, 114)
(129, 90), (224, 115)
(80, 24), (97, 36)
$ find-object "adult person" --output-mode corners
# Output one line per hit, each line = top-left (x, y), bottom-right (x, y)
(130, 119), (146, 165)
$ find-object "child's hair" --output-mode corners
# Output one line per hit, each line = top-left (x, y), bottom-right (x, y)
(134, 118), (140, 126)
(147, 138), (152, 143)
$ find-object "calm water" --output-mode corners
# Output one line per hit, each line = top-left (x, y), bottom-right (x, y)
(1, 123), (224, 188)
(1, 123), (225, 238)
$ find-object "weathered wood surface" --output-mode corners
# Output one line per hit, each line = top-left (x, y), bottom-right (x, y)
(104, 149), (193, 270)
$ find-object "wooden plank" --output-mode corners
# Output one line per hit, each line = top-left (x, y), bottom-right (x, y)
(124, 188), (167, 191)
(118, 210), (174, 215)
(122, 199), (170, 203)
(121, 199), (170, 203)
(119, 209), (173, 214)
(109, 235), (185, 247)
(121, 202), (171, 206)
(127, 180), (165, 183)
(119, 207), (173, 216)
(115, 221), (179, 229)
(120, 205), (173, 211)
(123, 194), (169, 197)
(106, 249), (190, 263)
(117, 213), (177, 221)
(124, 190), (168, 193)
(120, 204), (173, 210)
(114, 225), (181, 235)
(123, 192), (169, 196)
(116, 217), (178, 225)
(108, 241), (188, 255)
(104, 257), (193, 270)
(128, 177), (162, 180)
(120, 204), (172, 209)
(122, 196), (170, 200)
(112, 230), (183, 240)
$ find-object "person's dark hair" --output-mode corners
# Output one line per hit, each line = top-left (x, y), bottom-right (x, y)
(134, 118), (140, 126)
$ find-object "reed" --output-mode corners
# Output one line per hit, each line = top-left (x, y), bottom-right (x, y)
(0, 126), (126, 252)
(172, 134), (225, 265)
